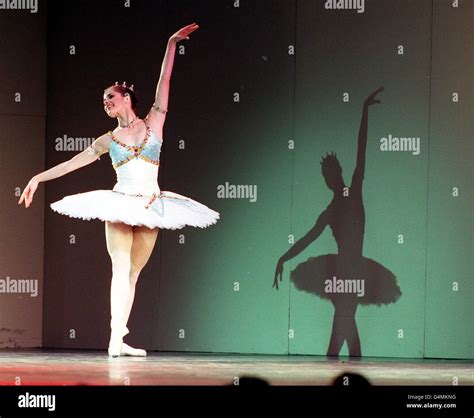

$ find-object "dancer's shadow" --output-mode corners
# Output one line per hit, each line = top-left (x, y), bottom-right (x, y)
(273, 87), (401, 357)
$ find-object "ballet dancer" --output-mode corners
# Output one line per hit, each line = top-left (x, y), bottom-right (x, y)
(18, 23), (220, 357)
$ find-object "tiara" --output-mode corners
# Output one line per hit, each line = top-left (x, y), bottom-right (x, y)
(320, 151), (338, 165)
(114, 81), (134, 92)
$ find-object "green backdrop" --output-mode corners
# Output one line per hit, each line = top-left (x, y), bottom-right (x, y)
(154, 0), (472, 359)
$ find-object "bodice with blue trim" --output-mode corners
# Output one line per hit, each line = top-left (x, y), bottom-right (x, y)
(108, 122), (162, 169)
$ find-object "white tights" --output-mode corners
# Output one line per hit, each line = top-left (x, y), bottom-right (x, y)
(109, 255), (145, 356)
(105, 221), (158, 357)
(110, 253), (133, 342)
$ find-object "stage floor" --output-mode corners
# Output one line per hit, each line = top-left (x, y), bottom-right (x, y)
(0, 349), (472, 386)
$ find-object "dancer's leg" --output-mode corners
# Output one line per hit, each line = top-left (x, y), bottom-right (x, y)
(327, 301), (361, 357)
(105, 221), (133, 356)
(327, 314), (346, 356)
(345, 302), (361, 357)
(120, 225), (159, 352)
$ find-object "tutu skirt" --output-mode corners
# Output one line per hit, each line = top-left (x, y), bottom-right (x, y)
(290, 254), (401, 305)
(50, 189), (220, 230)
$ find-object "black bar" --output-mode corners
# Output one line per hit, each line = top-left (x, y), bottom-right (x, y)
(0, 385), (472, 417)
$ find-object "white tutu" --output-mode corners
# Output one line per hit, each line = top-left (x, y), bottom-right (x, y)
(50, 123), (220, 230)
(50, 189), (220, 230)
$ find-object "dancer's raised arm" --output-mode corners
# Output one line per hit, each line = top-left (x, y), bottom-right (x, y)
(18, 134), (110, 208)
(351, 87), (384, 190)
(146, 23), (199, 134)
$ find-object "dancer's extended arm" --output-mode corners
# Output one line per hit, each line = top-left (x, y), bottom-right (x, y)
(273, 210), (329, 290)
(18, 134), (110, 208)
(146, 23), (199, 134)
(351, 87), (384, 189)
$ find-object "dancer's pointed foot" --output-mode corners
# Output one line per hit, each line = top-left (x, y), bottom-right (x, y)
(120, 342), (147, 357)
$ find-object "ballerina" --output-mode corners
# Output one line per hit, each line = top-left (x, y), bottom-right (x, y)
(273, 87), (401, 356)
(18, 23), (220, 357)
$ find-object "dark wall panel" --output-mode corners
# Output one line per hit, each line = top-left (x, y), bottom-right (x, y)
(0, 2), (47, 347)
(0, 5), (46, 116)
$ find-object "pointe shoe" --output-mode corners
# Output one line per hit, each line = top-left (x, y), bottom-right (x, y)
(120, 343), (147, 357)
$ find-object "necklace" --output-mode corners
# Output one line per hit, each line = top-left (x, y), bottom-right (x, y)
(119, 117), (139, 129)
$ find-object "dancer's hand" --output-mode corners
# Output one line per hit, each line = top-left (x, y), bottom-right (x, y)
(169, 23), (199, 43)
(273, 259), (284, 290)
(364, 86), (384, 107)
(18, 177), (39, 208)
